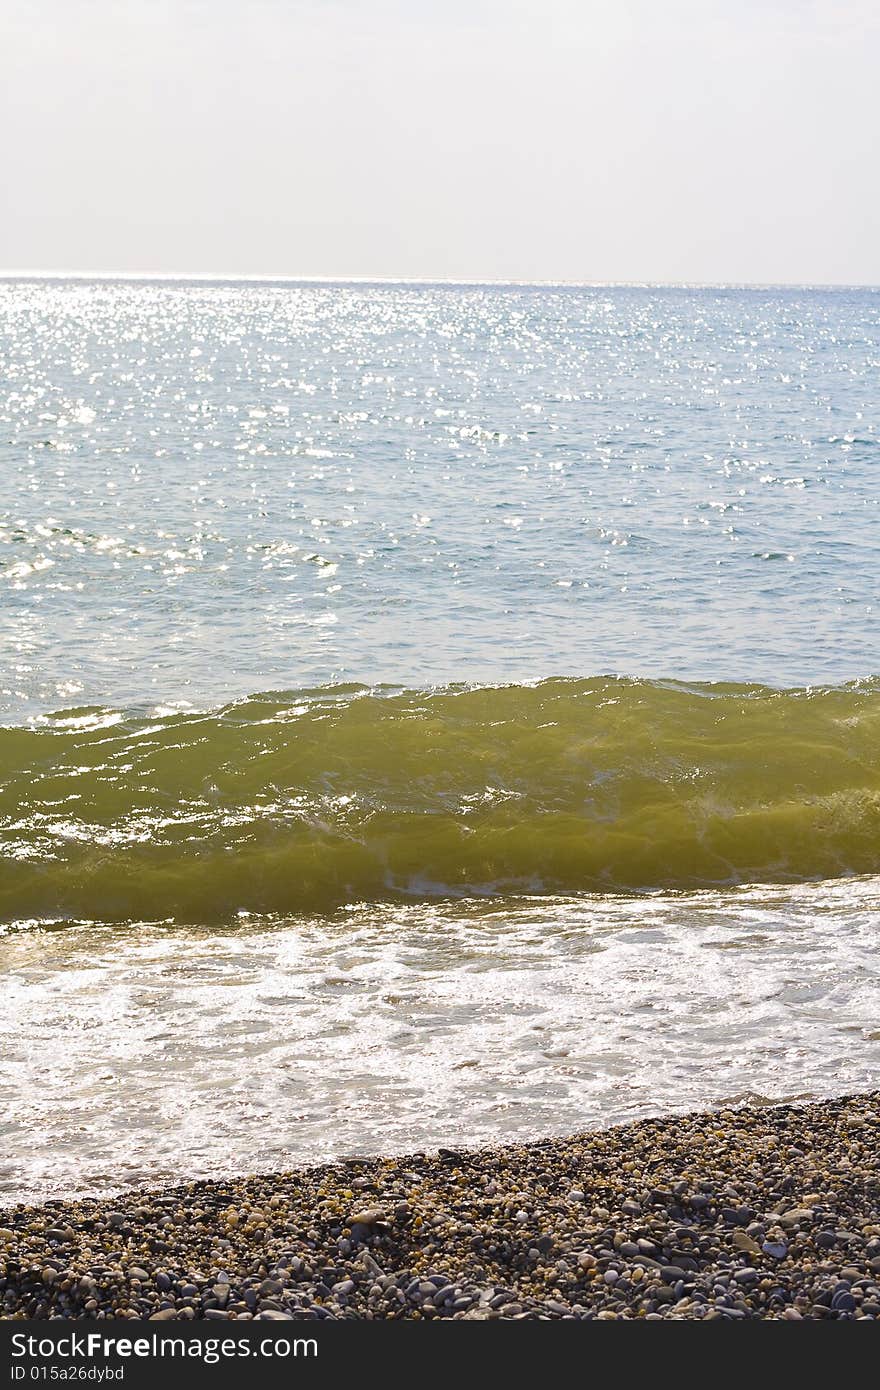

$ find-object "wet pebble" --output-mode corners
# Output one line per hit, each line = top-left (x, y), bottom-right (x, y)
(1, 1092), (877, 1321)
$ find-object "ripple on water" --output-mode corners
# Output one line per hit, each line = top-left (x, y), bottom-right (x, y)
(1, 282), (879, 715)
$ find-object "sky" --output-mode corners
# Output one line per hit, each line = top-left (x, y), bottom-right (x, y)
(1, 0), (878, 283)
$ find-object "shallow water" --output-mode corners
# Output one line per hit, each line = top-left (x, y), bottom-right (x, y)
(1, 280), (878, 1202)
(1, 878), (878, 1203)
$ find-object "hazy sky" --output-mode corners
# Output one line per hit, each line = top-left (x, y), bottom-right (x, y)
(1, 0), (878, 282)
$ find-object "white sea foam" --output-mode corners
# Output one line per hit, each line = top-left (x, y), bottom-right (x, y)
(1, 876), (877, 1203)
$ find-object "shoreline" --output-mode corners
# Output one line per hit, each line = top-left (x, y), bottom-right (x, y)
(2, 1092), (879, 1320)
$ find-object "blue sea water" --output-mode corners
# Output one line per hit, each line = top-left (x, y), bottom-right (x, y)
(1, 280), (878, 718)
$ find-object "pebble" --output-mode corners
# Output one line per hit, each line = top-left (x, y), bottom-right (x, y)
(0, 1092), (877, 1321)
(732, 1231), (761, 1254)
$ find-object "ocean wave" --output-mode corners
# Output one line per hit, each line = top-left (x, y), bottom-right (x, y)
(2, 676), (880, 923)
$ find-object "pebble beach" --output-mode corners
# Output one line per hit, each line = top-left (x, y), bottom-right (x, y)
(2, 1092), (879, 1321)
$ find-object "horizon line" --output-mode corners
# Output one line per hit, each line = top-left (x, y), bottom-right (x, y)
(1, 271), (878, 291)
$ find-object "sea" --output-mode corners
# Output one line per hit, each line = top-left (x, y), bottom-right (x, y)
(1, 277), (878, 1201)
